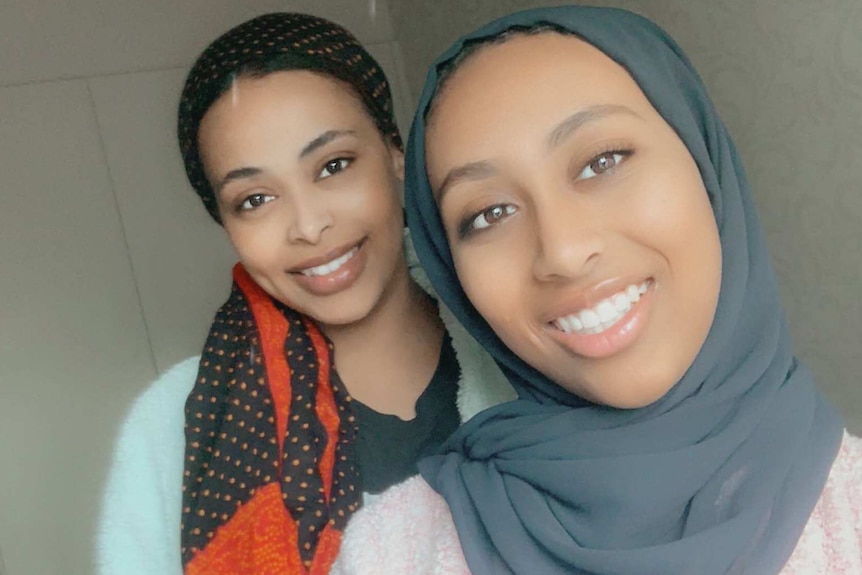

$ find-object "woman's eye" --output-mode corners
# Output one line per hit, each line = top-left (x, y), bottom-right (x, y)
(239, 193), (275, 211)
(462, 204), (517, 236)
(578, 151), (628, 180)
(319, 157), (352, 179)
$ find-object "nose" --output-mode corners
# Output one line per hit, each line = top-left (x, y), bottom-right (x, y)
(286, 194), (334, 245)
(531, 199), (604, 282)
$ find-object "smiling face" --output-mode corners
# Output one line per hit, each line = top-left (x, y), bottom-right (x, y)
(198, 70), (406, 327)
(426, 33), (722, 408)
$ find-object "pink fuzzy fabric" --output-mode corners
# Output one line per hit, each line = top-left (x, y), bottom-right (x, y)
(332, 433), (861, 574)
(782, 432), (862, 574)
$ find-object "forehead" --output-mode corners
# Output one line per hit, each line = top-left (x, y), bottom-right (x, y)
(201, 70), (369, 140)
(197, 70), (375, 171)
(425, 33), (656, 169)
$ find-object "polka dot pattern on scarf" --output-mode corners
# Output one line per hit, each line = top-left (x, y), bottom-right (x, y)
(182, 265), (359, 574)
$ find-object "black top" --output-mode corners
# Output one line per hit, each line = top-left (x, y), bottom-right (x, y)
(352, 332), (461, 494)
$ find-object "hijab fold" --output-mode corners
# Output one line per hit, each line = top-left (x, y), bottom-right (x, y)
(406, 7), (843, 574)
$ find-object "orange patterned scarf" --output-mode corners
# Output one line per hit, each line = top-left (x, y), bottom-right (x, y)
(181, 264), (360, 574)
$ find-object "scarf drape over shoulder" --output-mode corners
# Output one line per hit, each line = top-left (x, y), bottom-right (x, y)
(181, 265), (359, 574)
(405, 6), (844, 575)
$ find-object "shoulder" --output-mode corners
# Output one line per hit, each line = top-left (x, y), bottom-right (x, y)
(104, 355), (199, 490)
(125, 356), (200, 427)
(332, 476), (470, 575)
(826, 431), (862, 523)
(782, 431), (862, 574)
(837, 431), (862, 480)
(108, 356), (199, 462)
(95, 356), (199, 575)
(405, 229), (517, 422)
(822, 431), (862, 512)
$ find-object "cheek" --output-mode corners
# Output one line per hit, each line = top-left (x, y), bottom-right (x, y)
(365, 188), (404, 248)
(454, 246), (528, 339)
(657, 168), (721, 291)
(638, 161), (722, 360)
(379, 176), (405, 223)
(341, 166), (402, 225)
(455, 249), (498, 307)
(626, 152), (718, 267)
(678, 200), (722, 330)
(225, 222), (282, 272)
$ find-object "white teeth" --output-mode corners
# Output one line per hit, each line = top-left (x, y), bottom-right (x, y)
(596, 301), (617, 323)
(300, 246), (358, 277)
(551, 280), (652, 336)
(581, 309), (600, 329)
(612, 293), (631, 314)
(570, 315), (583, 331)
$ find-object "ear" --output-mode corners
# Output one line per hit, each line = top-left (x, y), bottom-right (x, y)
(388, 145), (405, 181)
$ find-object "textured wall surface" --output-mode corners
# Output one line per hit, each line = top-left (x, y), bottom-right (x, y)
(389, 0), (862, 431)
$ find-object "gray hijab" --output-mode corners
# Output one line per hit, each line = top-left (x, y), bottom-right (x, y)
(405, 6), (844, 575)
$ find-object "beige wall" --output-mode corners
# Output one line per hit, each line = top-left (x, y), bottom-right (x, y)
(0, 2), (410, 574)
(390, 0), (862, 431)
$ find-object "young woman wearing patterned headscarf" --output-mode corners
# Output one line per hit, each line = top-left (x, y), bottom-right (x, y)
(332, 6), (861, 575)
(96, 13), (513, 575)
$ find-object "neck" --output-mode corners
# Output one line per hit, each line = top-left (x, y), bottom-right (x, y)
(322, 259), (437, 350)
(319, 256), (445, 418)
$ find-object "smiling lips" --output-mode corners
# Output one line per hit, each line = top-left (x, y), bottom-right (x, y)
(290, 239), (367, 296)
(300, 246), (359, 277)
(548, 279), (654, 359)
(552, 280), (651, 335)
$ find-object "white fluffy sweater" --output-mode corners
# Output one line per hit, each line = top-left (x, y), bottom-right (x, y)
(95, 248), (516, 575)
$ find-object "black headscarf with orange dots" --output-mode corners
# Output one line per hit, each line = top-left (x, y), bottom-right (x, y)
(177, 13), (393, 574)
(177, 12), (402, 224)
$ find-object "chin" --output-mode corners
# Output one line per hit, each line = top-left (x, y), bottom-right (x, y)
(305, 305), (369, 328)
(604, 389), (668, 409)
(311, 296), (379, 328)
(556, 366), (676, 409)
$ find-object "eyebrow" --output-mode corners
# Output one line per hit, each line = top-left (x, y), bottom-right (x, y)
(216, 166), (263, 195)
(434, 104), (640, 202)
(547, 104), (641, 149)
(215, 129), (358, 194)
(299, 129), (357, 159)
(435, 161), (498, 201)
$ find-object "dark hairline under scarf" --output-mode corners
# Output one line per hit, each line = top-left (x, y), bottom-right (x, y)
(177, 12), (402, 224)
(405, 6), (843, 575)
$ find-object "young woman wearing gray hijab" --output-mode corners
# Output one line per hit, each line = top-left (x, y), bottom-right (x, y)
(332, 6), (860, 574)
